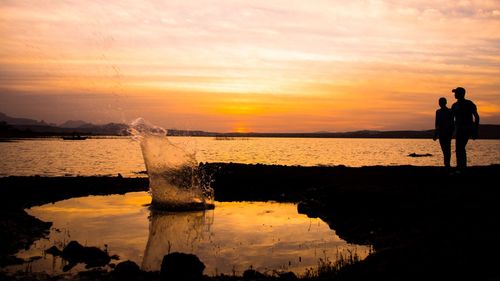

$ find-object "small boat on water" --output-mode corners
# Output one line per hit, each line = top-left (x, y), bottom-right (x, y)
(62, 135), (88, 140)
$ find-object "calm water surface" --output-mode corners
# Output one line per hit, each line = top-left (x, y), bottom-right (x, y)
(1, 137), (499, 177)
(10, 192), (371, 275)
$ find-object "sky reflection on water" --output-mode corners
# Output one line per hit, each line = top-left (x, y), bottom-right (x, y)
(16, 192), (371, 275)
(1, 137), (499, 177)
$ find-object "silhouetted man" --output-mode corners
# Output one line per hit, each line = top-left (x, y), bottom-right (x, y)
(433, 97), (454, 168)
(451, 87), (480, 171)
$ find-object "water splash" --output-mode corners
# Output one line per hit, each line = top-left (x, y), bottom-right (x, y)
(129, 118), (214, 210)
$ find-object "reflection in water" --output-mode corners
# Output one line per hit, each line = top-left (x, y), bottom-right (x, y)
(11, 192), (371, 276)
(142, 210), (213, 271)
(142, 201), (371, 275)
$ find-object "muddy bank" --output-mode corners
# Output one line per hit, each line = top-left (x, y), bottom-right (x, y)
(2, 164), (500, 280)
(0, 176), (148, 209)
(2, 164), (498, 208)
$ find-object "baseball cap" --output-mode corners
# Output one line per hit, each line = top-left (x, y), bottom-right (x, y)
(452, 87), (466, 94)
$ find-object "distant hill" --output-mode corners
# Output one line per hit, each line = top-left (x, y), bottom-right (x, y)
(167, 126), (500, 139)
(1, 112), (500, 139)
(59, 120), (93, 128)
(478, 124), (500, 139)
(0, 112), (51, 126)
(0, 122), (130, 138)
(0, 112), (129, 137)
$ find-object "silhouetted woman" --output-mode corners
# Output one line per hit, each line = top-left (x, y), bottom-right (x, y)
(433, 97), (454, 168)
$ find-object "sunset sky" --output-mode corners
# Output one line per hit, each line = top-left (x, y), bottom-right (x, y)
(1, 0), (499, 132)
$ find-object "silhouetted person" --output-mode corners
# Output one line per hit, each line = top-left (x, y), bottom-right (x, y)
(433, 97), (454, 168)
(451, 87), (480, 171)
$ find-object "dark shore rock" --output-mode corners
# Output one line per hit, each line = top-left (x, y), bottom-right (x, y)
(407, 152), (432, 157)
(242, 269), (266, 280)
(45, 246), (62, 256)
(60, 241), (113, 271)
(112, 260), (142, 280)
(39, 241), (117, 272)
(276, 272), (297, 281)
(160, 252), (205, 281)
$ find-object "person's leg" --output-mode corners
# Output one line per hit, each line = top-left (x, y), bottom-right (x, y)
(439, 138), (451, 168)
(456, 132), (469, 170)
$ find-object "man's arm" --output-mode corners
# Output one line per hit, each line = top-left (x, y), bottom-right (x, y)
(472, 103), (480, 139)
(433, 110), (439, 141)
(473, 105), (480, 126)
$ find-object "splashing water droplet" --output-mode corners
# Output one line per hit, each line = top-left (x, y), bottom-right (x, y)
(129, 118), (214, 210)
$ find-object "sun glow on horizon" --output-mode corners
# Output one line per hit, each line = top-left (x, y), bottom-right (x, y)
(233, 125), (251, 133)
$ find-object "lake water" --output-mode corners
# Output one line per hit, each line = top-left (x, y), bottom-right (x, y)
(10, 192), (371, 276)
(1, 137), (499, 177)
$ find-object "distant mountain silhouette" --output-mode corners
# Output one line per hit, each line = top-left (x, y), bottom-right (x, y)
(59, 120), (93, 128)
(0, 112), (52, 126)
(1, 112), (500, 139)
(0, 112), (129, 137)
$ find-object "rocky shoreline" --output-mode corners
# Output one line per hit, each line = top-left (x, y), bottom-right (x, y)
(1, 163), (500, 280)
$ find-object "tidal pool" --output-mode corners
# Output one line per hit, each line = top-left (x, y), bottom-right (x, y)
(14, 192), (371, 276)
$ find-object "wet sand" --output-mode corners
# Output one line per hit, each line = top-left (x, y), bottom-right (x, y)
(1, 164), (500, 280)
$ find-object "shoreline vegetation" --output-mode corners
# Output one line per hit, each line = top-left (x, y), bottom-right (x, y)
(2, 123), (500, 139)
(1, 163), (500, 280)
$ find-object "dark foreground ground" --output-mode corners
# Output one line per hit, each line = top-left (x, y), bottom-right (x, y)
(1, 164), (500, 281)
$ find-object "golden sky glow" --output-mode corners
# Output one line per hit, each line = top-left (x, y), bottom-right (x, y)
(1, 0), (499, 132)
